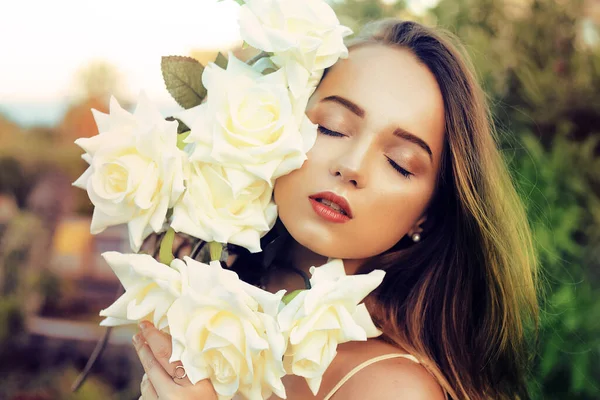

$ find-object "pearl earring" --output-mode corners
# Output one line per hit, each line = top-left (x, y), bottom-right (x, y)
(411, 233), (421, 243)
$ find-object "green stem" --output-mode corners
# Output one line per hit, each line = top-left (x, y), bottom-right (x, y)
(282, 289), (303, 305)
(209, 241), (223, 262)
(159, 228), (176, 265)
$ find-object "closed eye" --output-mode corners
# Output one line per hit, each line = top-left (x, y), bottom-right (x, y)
(386, 157), (412, 179)
(317, 125), (346, 137)
(319, 125), (411, 178)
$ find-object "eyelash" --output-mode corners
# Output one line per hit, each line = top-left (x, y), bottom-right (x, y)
(317, 125), (345, 137)
(386, 157), (412, 179)
(317, 125), (413, 179)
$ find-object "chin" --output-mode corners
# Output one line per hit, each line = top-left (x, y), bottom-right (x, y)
(279, 212), (335, 256)
(297, 237), (345, 259)
(282, 218), (382, 261)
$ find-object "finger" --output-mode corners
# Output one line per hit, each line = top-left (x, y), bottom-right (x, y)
(191, 379), (219, 400)
(140, 233), (159, 256)
(133, 333), (180, 397)
(173, 234), (193, 258)
(140, 373), (158, 400)
(174, 242), (192, 259)
(138, 321), (191, 386)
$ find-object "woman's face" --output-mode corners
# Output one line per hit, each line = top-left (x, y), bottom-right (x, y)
(274, 44), (446, 261)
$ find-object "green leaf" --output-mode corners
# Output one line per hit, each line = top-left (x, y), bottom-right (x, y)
(214, 52), (228, 69)
(165, 117), (190, 134)
(539, 337), (560, 377)
(247, 51), (270, 66)
(176, 131), (191, 150)
(262, 67), (278, 75)
(282, 289), (303, 304)
(251, 55), (278, 75)
(161, 56), (206, 109)
(571, 352), (589, 392)
(159, 228), (176, 265)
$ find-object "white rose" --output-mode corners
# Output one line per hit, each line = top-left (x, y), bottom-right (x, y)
(177, 54), (317, 184)
(98, 252), (184, 330)
(170, 161), (277, 253)
(168, 258), (287, 400)
(73, 93), (185, 252)
(239, 0), (352, 73)
(277, 259), (385, 395)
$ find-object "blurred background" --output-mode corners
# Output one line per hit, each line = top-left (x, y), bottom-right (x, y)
(0, 0), (598, 399)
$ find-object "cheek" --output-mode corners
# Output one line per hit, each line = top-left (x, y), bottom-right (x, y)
(273, 161), (308, 216)
(273, 172), (291, 206)
(361, 193), (421, 238)
(356, 193), (418, 249)
(343, 181), (435, 258)
(305, 134), (336, 164)
(273, 142), (325, 205)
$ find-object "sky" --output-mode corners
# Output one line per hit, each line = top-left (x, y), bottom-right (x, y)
(0, 0), (437, 114)
(0, 0), (242, 103)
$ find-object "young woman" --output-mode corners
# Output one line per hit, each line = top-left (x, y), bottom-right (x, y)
(132, 19), (539, 400)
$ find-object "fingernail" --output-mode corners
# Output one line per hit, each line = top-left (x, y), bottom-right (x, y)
(132, 333), (141, 346)
(139, 321), (150, 331)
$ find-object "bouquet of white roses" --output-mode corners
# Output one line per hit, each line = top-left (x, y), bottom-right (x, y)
(73, 1), (386, 399)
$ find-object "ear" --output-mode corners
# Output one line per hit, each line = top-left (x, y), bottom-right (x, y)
(409, 215), (428, 236)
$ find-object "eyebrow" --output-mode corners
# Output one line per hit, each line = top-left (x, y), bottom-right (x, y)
(393, 128), (433, 162)
(321, 95), (433, 162)
(322, 95), (365, 118)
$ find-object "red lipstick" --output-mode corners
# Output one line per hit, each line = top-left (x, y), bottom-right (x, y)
(308, 191), (353, 223)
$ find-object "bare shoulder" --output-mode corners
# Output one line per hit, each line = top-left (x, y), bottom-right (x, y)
(328, 341), (445, 400)
(333, 356), (445, 400)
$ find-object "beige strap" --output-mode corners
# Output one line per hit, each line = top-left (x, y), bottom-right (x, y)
(323, 354), (419, 400)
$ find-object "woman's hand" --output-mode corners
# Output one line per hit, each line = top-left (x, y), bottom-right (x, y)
(133, 320), (218, 400)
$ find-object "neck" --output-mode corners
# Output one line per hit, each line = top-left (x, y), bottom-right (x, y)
(265, 236), (367, 293)
(289, 239), (328, 277)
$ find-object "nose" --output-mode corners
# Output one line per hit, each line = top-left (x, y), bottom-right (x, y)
(329, 143), (369, 189)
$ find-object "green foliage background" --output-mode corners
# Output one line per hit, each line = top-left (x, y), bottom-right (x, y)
(334, 0), (600, 398)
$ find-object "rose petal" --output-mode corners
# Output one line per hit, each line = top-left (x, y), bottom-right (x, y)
(352, 303), (382, 338)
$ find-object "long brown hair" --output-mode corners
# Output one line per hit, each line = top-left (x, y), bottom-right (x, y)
(349, 20), (539, 399)
(231, 19), (539, 400)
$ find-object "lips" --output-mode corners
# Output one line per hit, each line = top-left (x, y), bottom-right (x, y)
(308, 191), (353, 218)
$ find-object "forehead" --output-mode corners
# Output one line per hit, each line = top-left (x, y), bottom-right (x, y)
(313, 44), (446, 159)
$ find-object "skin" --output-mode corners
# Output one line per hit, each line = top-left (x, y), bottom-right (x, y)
(136, 44), (446, 399)
(274, 44), (445, 276)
